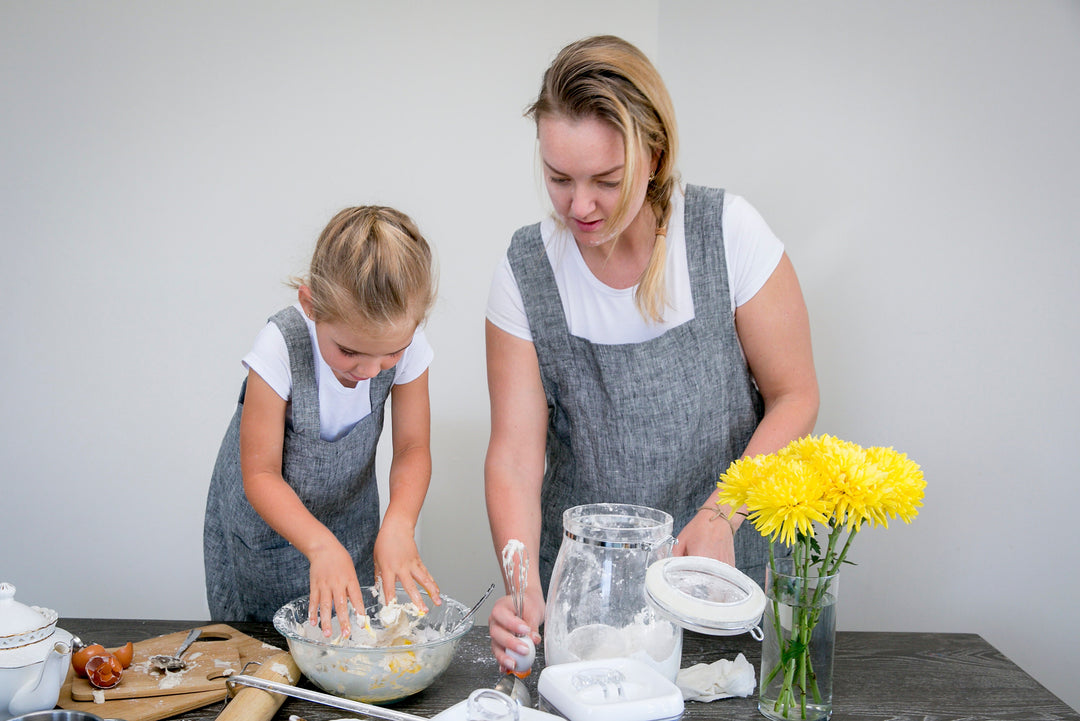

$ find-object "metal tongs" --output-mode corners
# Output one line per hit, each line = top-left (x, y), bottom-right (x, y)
(226, 673), (427, 721)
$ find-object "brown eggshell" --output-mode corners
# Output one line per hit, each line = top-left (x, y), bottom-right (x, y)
(86, 653), (124, 689)
(72, 644), (107, 677)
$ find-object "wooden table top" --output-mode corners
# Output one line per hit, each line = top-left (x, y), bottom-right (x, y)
(59, 618), (1079, 721)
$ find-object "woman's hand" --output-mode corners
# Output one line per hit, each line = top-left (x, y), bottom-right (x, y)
(677, 251), (817, 573)
(488, 586), (545, 674)
(373, 516), (441, 613)
(484, 321), (549, 671)
(676, 507), (737, 565)
(306, 537), (366, 638)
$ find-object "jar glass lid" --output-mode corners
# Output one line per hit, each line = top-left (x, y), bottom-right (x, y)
(644, 557), (765, 638)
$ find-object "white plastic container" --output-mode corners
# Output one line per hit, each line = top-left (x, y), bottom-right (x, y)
(537, 658), (684, 721)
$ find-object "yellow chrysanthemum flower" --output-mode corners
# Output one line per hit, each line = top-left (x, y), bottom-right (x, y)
(864, 446), (925, 524)
(742, 458), (829, 546)
(716, 452), (782, 514)
(716, 435), (924, 545)
(813, 439), (884, 530)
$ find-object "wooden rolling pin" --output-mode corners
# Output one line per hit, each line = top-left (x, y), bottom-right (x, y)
(215, 651), (301, 721)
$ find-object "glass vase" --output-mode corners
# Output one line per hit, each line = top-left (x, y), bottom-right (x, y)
(758, 558), (839, 721)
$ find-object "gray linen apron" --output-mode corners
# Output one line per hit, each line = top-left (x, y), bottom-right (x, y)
(508, 185), (774, 592)
(203, 306), (394, 621)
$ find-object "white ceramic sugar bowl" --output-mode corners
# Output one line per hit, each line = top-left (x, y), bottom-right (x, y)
(0, 583), (73, 721)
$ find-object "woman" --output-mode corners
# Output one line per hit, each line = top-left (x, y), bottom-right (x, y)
(484, 35), (818, 672)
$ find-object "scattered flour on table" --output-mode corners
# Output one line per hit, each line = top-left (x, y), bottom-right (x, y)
(158, 669), (186, 689)
(272, 662), (292, 678)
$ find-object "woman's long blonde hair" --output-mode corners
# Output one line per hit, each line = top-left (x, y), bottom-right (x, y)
(292, 205), (435, 328)
(527, 35), (679, 323)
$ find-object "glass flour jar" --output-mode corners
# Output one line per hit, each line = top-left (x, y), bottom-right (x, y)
(544, 504), (681, 681)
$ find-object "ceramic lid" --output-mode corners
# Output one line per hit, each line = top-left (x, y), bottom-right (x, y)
(644, 557), (765, 638)
(0, 583), (59, 650)
(537, 657), (684, 721)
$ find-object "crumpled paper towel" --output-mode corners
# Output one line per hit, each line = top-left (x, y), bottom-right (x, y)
(675, 652), (756, 701)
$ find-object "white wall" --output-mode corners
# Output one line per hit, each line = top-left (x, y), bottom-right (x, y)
(2, 0), (1076, 713)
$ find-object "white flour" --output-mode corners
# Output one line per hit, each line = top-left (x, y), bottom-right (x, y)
(546, 611), (682, 681)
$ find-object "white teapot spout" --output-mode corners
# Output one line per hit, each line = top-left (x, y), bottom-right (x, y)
(7, 640), (72, 718)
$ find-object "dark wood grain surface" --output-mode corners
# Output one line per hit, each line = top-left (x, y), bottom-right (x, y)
(61, 618), (1078, 721)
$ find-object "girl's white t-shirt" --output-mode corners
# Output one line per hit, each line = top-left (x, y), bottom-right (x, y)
(242, 302), (433, 441)
(485, 188), (784, 345)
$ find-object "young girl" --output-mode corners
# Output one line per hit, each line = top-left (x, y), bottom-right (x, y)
(204, 205), (440, 637)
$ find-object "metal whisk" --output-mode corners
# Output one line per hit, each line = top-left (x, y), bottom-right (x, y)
(494, 539), (532, 706)
(502, 540), (529, 624)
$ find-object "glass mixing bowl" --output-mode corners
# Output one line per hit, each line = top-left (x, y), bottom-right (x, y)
(273, 586), (472, 704)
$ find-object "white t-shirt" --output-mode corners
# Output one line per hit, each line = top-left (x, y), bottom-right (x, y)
(242, 303), (434, 441)
(485, 188), (784, 344)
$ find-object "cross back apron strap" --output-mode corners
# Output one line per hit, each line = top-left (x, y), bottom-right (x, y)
(204, 306), (396, 621)
(507, 185), (770, 592)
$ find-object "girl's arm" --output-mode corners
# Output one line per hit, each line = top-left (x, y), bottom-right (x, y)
(484, 320), (548, 672)
(676, 253), (820, 559)
(372, 369), (440, 611)
(239, 369), (364, 636)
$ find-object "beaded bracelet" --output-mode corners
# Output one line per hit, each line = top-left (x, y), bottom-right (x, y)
(698, 505), (738, 534)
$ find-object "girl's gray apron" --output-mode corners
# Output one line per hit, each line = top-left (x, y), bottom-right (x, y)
(203, 306), (394, 621)
(508, 185), (774, 592)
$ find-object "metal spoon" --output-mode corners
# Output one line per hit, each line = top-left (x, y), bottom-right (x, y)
(149, 628), (201, 672)
(447, 582), (496, 635)
(494, 670), (532, 707)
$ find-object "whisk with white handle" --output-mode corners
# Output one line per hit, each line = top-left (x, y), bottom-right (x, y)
(494, 539), (534, 705)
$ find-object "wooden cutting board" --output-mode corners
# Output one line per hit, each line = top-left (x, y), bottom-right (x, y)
(58, 623), (293, 721)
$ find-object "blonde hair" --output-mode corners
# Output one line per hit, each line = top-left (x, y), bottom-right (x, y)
(527, 35), (679, 323)
(292, 206), (435, 328)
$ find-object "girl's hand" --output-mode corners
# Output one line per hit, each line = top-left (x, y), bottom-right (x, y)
(488, 587), (544, 674)
(307, 538), (366, 638)
(373, 518), (441, 613)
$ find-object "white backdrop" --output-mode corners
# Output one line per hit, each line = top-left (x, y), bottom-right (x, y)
(2, 1), (1077, 712)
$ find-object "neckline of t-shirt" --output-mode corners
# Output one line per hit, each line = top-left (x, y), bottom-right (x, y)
(322, 367), (370, 395)
(548, 219), (687, 299)
(564, 232), (638, 297)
